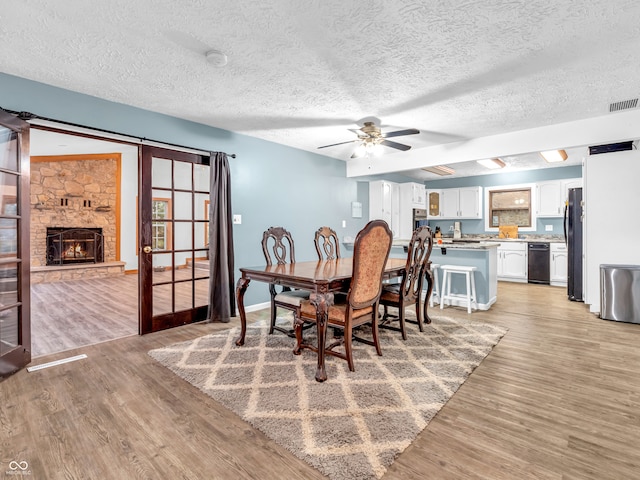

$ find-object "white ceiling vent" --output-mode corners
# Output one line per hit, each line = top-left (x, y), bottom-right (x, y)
(609, 98), (638, 112)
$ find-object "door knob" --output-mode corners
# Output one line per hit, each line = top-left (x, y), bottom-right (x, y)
(142, 246), (152, 254)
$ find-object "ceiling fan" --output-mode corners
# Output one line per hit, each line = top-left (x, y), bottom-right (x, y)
(318, 121), (420, 158)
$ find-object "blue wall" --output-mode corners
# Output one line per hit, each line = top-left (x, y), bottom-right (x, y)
(423, 165), (582, 236)
(0, 72), (415, 306)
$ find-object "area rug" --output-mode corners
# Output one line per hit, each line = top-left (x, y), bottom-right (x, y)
(149, 314), (507, 479)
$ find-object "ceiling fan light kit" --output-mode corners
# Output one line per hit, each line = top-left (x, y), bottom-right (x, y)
(318, 120), (419, 158)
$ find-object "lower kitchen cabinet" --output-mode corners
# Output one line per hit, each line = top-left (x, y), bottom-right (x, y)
(550, 243), (568, 286)
(496, 242), (528, 282)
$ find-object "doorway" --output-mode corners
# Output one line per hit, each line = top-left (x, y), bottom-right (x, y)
(29, 129), (139, 357)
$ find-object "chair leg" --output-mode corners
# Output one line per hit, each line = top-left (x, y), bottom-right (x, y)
(398, 304), (407, 340)
(440, 271), (448, 309)
(414, 297), (424, 332)
(465, 272), (472, 314)
(344, 324), (355, 371)
(269, 301), (277, 334)
(371, 313), (382, 356)
(293, 316), (304, 355)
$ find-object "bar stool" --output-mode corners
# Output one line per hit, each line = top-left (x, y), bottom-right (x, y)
(439, 265), (478, 314)
(428, 263), (441, 308)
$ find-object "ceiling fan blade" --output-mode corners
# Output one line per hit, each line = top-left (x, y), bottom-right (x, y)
(317, 139), (358, 149)
(381, 139), (412, 151)
(381, 128), (420, 138)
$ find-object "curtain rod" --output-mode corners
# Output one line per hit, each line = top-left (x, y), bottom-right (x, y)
(2, 107), (236, 159)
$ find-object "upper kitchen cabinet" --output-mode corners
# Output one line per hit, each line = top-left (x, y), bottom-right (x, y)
(536, 178), (582, 217)
(400, 182), (426, 209)
(440, 187), (483, 219)
(427, 189), (443, 218)
(369, 180), (399, 237)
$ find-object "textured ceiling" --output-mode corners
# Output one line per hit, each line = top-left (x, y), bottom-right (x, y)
(2, 0), (640, 179)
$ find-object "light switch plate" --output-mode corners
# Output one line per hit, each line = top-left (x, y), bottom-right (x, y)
(233, 214), (242, 225)
(545, 224), (553, 231)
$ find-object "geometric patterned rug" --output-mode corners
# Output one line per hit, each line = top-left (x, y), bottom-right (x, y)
(149, 313), (507, 479)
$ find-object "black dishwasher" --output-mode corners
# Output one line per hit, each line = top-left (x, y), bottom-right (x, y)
(528, 242), (550, 284)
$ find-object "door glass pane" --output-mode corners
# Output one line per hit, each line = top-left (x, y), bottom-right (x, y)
(174, 222), (192, 251)
(153, 284), (173, 315)
(194, 164), (210, 192)
(153, 252), (173, 282)
(195, 222), (208, 250)
(174, 161), (192, 190)
(174, 191), (192, 220)
(195, 193), (209, 220)
(152, 157), (172, 188)
(194, 279), (209, 308)
(0, 219), (18, 258)
(194, 253), (209, 279)
(0, 127), (18, 172)
(175, 280), (192, 312)
(0, 262), (18, 354)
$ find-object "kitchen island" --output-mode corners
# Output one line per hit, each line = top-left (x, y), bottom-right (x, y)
(386, 240), (498, 311)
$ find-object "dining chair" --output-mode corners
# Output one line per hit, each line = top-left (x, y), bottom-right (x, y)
(314, 226), (341, 260)
(379, 225), (433, 339)
(262, 226), (310, 337)
(294, 219), (393, 372)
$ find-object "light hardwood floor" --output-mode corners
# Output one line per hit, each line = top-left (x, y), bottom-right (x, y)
(2, 282), (640, 479)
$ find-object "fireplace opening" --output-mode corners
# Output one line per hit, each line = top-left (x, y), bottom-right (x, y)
(46, 227), (104, 266)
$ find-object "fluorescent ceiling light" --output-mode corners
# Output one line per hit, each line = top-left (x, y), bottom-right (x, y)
(477, 158), (506, 169)
(540, 149), (568, 163)
(422, 165), (455, 176)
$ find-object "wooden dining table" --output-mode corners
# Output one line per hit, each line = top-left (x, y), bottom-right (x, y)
(235, 257), (435, 382)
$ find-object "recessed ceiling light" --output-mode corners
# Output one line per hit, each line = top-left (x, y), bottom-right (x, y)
(422, 165), (455, 176)
(540, 149), (568, 163)
(205, 49), (228, 67)
(477, 158), (506, 169)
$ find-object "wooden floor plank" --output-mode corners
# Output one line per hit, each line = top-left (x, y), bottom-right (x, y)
(2, 282), (640, 479)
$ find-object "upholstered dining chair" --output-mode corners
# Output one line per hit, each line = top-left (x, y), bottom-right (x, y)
(262, 226), (310, 337)
(294, 219), (393, 372)
(314, 226), (341, 260)
(379, 225), (433, 339)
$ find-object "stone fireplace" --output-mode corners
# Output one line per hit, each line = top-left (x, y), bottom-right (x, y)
(30, 154), (124, 283)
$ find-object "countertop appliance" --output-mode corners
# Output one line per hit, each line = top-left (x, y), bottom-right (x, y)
(564, 187), (583, 301)
(528, 242), (550, 284)
(600, 264), (640, 323)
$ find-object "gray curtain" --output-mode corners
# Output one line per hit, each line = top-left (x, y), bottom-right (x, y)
(207, 152), (235, 322)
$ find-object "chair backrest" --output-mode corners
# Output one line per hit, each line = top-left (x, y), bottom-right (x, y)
(262, 226), (295, 265)
(400, 226), (434, 299)
(349, 220), (393, 309)
(314, 226), (341, 260)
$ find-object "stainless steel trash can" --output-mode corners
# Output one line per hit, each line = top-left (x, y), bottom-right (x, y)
(600, 264), (640, 324)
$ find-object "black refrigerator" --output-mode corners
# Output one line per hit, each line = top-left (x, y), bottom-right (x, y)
(564, 187), (583, 301)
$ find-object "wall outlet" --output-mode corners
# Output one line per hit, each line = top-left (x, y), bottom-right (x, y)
(233, 214), (242, 225)
(545, 224), (553, 231)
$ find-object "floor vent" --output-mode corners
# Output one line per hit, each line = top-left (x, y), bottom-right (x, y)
(609, 98), (638, 112)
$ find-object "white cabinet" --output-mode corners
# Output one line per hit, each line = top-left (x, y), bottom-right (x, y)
(496, 242), (528, 282)
(440, 187), (482, 219)
(369, 180), (399, 237)
(427, 190), (443, 218)
(397, 182), (426, 239)
(400, 182), (426, 209)
(550, 243), (568, 286)
(536, 178), (582, 217)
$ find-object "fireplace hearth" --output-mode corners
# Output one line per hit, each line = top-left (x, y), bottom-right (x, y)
(46, 227), (104, 266)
